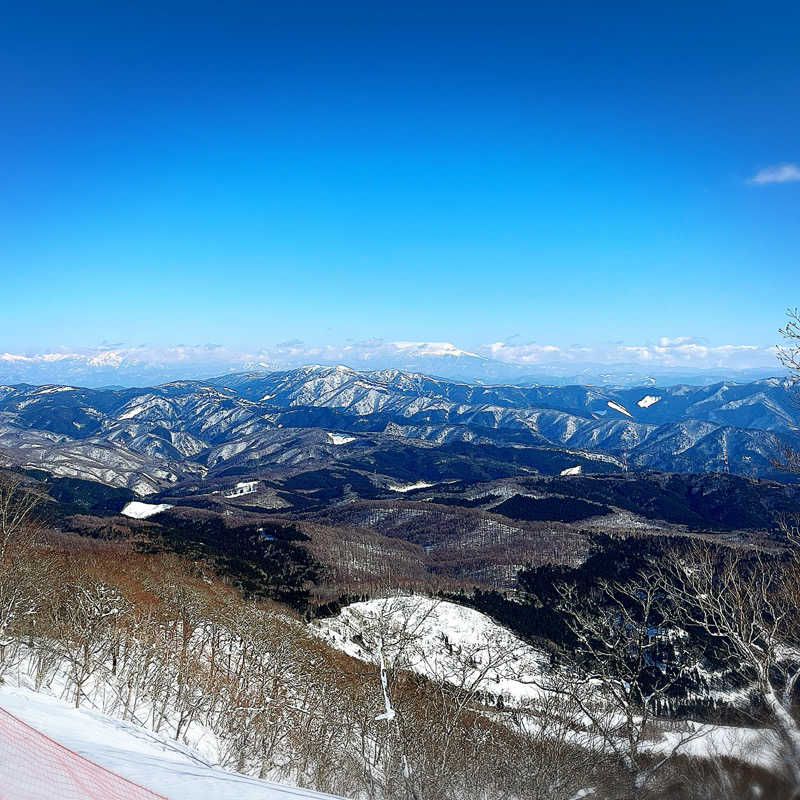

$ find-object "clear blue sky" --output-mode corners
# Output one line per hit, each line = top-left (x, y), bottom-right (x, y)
(2, 0), (798, 356)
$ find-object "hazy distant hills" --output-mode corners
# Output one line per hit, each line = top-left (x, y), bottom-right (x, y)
(0, 365), (797, 495)
(0, 348), (782, 388)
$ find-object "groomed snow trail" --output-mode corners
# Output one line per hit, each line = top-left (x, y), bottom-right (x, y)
(0, 687), (345, 800)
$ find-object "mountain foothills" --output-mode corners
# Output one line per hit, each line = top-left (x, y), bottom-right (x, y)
(2, 364), (799, 598)
(0, 365), (796, 501)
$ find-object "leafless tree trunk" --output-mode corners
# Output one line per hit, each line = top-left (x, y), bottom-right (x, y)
(661, 543), (800, 795)
(0, 475), (42, 563)
(776, 307), (800, 473)
(0, 476), (43, 673)
(553, 576), (702, 798)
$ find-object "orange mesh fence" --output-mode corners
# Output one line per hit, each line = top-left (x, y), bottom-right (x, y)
(0, 704), (168, 800)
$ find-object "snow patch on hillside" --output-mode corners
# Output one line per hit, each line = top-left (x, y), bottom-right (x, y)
(560, 465), (582, 476)
(119, 405), (147, 419)
(606, 400), (633, 418)
(387, 481), (435, 492)
(327, 432), (356, 445)
(121, 501), (173, 519)
(223, 481), (259, 498)
(637, 395), (661, 408)
(0, 687), (342, 800)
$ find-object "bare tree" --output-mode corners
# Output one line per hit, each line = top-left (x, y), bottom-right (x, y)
(0, 475), (43, 671)
(776, 308), (800, 473)
(0, 474), (42, 563)
(51, 578), (127, 707)
(337, 595), (440, 799)
(553, 576), (702, 798)
(779, 308), (800, 384)
(329, 593), (605, 800)
(662, 543), (800, 795)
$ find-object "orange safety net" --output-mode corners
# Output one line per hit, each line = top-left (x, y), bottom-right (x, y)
(0, 705), (168, 800)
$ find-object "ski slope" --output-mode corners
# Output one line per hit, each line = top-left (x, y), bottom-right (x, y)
(0, 687), (345, 800)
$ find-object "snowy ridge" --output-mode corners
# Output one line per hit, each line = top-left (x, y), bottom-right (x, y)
(0, 369), (796, 495)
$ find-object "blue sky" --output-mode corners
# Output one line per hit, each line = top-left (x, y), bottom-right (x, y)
(1, 1), (798, 370)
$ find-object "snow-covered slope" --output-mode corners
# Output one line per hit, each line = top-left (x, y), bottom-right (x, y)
(120, 501), (174, 519)
(312, 596), (550, 704)
(312, 597), (780, 771)
(0, 687), (345, 800)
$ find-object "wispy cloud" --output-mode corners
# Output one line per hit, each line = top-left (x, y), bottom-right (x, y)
(748, 163), (800, 185)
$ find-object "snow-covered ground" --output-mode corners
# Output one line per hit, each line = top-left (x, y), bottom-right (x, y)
(120, 501), (174, 519)
(0, 687), (345, 800)
(657, 720), (777, 769)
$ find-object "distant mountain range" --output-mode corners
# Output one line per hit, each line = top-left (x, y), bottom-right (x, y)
(0, 346), (783, 387)
(0, 366), (797, 495)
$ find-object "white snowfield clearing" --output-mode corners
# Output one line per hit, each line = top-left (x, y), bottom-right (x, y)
(0, 687), (345, 800)
(327, 432), (356, 445)
(386, 481), (436, 493)
(606, 400), (633, 418)
(637, 395), (661, 408)
(560, 465), (582, 476)
(656, 720), (778, 770)
(120, 501), (174, 519)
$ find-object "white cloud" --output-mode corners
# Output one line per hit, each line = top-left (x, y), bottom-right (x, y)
(615, 340), (767, 368)
(748, 163), (800, 185)
(391, 341), (481, 358)
(483, 338), (776, 369)
(0, 337), (781, 385)
(485, 342), (566, 363)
